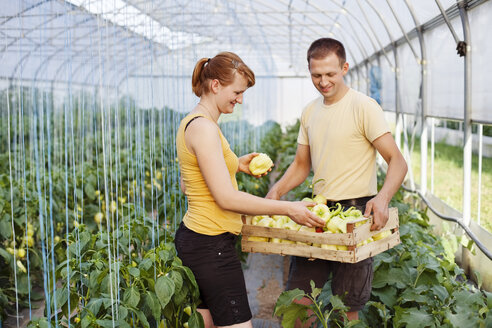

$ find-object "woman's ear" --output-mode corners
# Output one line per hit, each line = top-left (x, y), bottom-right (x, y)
(210, 79), (220, 94)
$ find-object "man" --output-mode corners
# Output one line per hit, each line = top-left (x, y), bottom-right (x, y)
(266, 38), (407, 323)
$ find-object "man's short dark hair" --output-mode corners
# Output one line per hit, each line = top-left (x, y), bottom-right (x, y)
(307, 38), (346, 67)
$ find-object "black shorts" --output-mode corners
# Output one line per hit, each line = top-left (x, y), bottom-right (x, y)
(174, 222), (252, 326)
(286, 196), (375, 312)
(286, 256), (373, 312)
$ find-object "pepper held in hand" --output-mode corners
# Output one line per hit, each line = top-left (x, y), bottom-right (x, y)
(249, 153), (273, 176)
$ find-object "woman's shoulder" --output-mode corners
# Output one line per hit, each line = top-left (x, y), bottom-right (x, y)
(184, 115), (222, 149)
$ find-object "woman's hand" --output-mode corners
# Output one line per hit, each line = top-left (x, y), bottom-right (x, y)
(287, 201), (325, 228)
(238, 152), (273, 177)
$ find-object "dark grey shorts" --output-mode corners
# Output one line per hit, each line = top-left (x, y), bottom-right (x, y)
(174, 222), (252, 326)
(286, 256), (373, 312)
(286, 195), (375, 312)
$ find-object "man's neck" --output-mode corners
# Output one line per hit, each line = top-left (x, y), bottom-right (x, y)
(323, 85), (350, 106)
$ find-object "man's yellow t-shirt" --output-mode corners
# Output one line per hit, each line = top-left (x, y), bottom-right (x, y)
(298, 88), (390, 201)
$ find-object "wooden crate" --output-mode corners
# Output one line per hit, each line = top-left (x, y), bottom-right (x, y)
(241, 207), (400, 263)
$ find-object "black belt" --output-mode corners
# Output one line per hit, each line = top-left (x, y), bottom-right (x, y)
(326, 195), (374, 209)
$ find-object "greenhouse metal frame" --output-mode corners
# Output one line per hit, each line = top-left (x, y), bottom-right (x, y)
(1, 0), (491, 326)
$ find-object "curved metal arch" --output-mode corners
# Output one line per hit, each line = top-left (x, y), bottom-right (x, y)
(2, 8), (74, 78)
(48, 34), (146, 92)
(260, 0), (337, 67)
(219, 0), (275, 73)
(13, 0), (163, 86)
(230, 0), (331, 69)
(0, 0), (52, 27)
(385, 0), (420, 63)
(114, 1), (364, 87)
(31, 16), (109, 85)
(226, 0), (275, 68)
(9, 14), (95, 84)
(45, 8), (151, 87)
(273, 1), (367, 65)
(354, 0), (394, 69)
(300, 0), (379, 61)
(240, 0), (370, 69)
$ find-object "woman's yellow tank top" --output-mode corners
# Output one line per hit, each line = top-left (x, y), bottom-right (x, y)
(176, 113), (242, 235)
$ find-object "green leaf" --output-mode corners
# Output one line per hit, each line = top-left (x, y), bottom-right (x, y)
(169, 270), (185, 304)
(55, 286), (69, 309)
(485, 290), (492, 309)
(372, 267), (412, 289)
(84, 183), (96, 201)
(0, 247), (11, 263)
(139, 258), (152, 271)
(447, 310), (479, 327)
(86, 298), (103, 316)
(399, 285), (430, 305)
(155, 275), (175, 308)
(81, 315), (92, 328)
(188, 311), (205, 328)
(431, 284), (449, 303)
(277, 303), (308, 328)
(371, 285), (398, 308)
(118, 304), (129, 320)
(309, 280), (321, 300)
(123, 285), (141, 308)
(95, 319), (116, 328)
(274, 289), (305, 311)
(128, 267), (140, 277)
(330, 294), (349, 312)
(135, 309), (150, 328)
(394, 307), (434, 328)
(176, 265), (200, 301)
(143, 291), (161, 321)
(0, 216), (11, 239)
(453, 289), (486, 309)
(273, 289), (309, 328)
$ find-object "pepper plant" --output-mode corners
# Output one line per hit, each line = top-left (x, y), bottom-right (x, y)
(273, 190), (492, 327)
(27, 210), (204, 328)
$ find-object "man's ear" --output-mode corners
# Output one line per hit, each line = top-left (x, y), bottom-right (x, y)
(342, 62), (349, 76)
(210, 79), (220, 93)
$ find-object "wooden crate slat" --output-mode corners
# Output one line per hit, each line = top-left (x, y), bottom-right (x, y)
(242, 226), (355, 245)
(354, 231), (401, 262)
(241, 240), (355, 262)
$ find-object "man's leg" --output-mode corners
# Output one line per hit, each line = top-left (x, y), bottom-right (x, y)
(331, 257), (374, 319)
(285, 256), (331, 328)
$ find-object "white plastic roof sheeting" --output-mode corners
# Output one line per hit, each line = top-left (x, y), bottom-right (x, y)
(1, 0), (491, 124)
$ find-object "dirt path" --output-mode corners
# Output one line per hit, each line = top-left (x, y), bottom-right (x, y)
(243, 155), (292, 327)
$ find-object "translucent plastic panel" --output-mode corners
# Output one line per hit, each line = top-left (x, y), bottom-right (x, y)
(407, 0), (449, 25)
(426, 16), (464, 120)
(380, 53), (396, 112)
(386, 0), (418, 35)
(470, 1), (492, 124)
(397, 38), (422, 115)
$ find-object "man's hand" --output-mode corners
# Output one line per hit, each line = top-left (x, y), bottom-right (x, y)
(265, 188), (281, 200)
(364, 195), (389, 231)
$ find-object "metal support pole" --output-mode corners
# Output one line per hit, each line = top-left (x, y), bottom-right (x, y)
(404, 0), (428, 196)
(477, 124), (483, 225)
(394, 51), (401, 151)
(458, 2), (472, 226)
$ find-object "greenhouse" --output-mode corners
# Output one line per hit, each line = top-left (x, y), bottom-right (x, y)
(1, 0), (491, 327)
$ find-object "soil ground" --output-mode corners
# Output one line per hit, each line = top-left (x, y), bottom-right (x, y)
(243, 252), (289, 327)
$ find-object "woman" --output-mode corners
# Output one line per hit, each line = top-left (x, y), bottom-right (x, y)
(174, 51), (324, 328)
